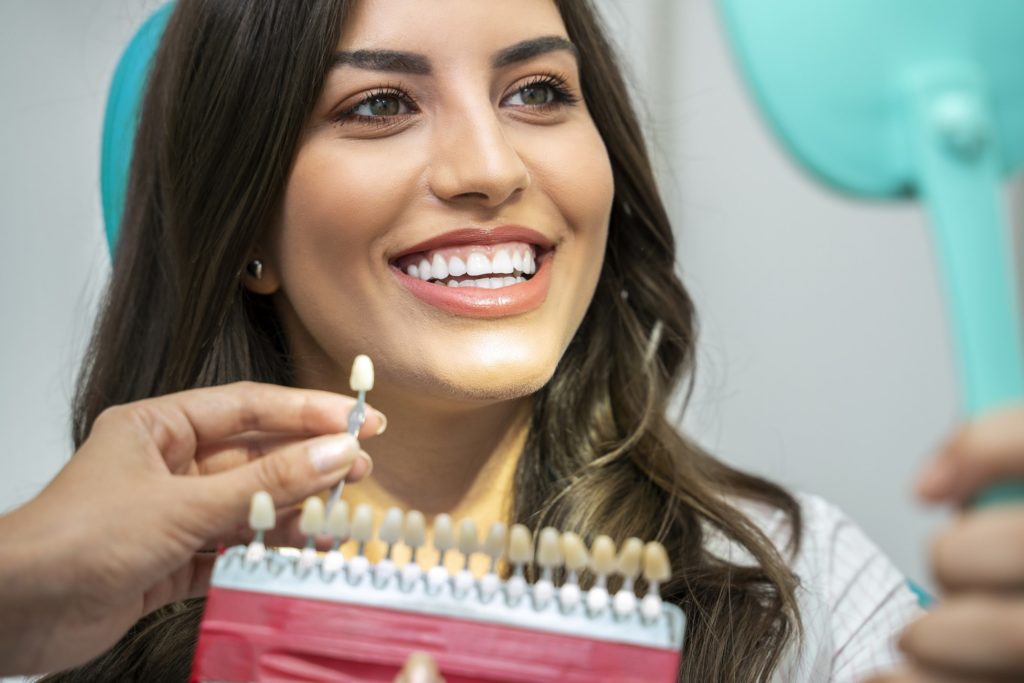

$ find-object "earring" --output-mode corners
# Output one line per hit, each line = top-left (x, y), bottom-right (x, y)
(246, 259), (263, 280)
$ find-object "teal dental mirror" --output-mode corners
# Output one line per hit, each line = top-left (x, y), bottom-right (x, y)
(717, 0), (1024, 506)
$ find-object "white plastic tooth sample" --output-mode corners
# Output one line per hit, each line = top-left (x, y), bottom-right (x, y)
(586, 535), (616, 614)
(297, 496), (325, 571)
(613, 537), (644, 618)
(401, 510), (426, 589)
(492, 249), (514, 274)
(511, 250), (524, 273)
(347, 504), (374, 583)
(322, 499), (349, 575)
(533, 527), (562, 608)
(641, 541), (671, 622)
(417, 258), (432, 280)
(375, 507), (403, 586)
(454, 518), (479, 596)
(479, 522), (507, 601)
(466, 252), (492, 277)
(558, 531), (588, 611)
(448, 255), (467, 277)
(350, 354), (375, 392)
(246, 491), (275, 564)
(406, 264), (419, 279)
(506, 524), (533, 605)
(431, 253), (449, 280)
(427, 514), (455, 594)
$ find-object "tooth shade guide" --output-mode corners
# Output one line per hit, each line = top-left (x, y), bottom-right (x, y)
(328, 529), (495, 577)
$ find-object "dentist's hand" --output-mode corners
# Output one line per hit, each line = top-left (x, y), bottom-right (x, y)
(865, 405), (1024, 683)
(0, 382), (383, 677)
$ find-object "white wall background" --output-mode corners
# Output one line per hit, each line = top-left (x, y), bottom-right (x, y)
(3, 4), (1021, 644)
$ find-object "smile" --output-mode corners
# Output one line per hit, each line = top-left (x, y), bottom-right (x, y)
(390, 226), (554, 318)
(395, 242), (537, 289)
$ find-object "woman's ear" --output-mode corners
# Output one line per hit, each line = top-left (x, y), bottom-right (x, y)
(241, 257), (281, 295)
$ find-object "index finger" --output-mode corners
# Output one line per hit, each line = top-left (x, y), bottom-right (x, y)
(135, 382), (384, 468)
(917, 405), (1024, 505)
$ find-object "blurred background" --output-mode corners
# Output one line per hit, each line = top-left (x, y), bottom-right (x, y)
(3, 0), (1021, 622)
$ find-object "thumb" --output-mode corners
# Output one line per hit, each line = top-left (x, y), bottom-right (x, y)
(194, 432), (371, 531)
(395, 651), (443, 683)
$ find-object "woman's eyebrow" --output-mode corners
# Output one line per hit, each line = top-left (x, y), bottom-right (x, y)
(492, 36), (578, 68)
(330, 36), (578, 76)
(331, 50), (431, 75)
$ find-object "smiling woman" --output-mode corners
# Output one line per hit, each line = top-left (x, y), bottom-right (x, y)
(48, 1), (921, 682)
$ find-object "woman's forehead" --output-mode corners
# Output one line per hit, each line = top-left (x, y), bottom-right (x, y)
(337, 0), (569, 58)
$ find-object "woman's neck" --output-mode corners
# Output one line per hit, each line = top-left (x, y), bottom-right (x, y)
(337, 387), (531, 572)
(343, 390), (530, 522)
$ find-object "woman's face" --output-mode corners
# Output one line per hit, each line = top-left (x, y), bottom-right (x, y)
(267, 0), (613, 405)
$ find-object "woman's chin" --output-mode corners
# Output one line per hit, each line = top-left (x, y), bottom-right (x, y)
(390, 346), (561, 406)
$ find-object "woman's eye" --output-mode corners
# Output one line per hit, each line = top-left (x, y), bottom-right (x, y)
(503, 83), (552, 105)
(350, 94), (410, 117)
(506, 83), (556, 107)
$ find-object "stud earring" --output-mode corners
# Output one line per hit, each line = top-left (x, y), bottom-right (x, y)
(246, 259), (263, 280)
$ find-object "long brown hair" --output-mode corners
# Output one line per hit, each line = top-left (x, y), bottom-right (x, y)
(54, 1), (804, 680)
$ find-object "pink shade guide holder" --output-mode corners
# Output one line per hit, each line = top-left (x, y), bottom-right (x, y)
(192, 588), (681, 682)
(190, 545), (685, 682)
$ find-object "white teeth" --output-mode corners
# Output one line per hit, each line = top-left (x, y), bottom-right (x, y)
(350, 354), (374, 392)
(492, 250), (513, 274)
(417, 258), (431, 280)
(326, 500), (350, 539)
(299, 497), (325, 536)
(351, 504), (374, 543)
(433, 514), (455, 551)
(431, 253), (449, 280)
(379, 507), (403, 546)
(476, 278), (493, 289)
(406, 264), (419, 278)
(447, 280), (458, 287)
(502, 276), (516, 287)
(248, 491), (275, 531)
(515, 276), (526, 283)
(524, 251), (536, 275)
(512, 251), (524, 273)
(466, 252), (491, 276)
(448, 255), (467, 277)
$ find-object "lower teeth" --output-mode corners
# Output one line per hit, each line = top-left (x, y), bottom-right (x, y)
(436, 275), (527, 289)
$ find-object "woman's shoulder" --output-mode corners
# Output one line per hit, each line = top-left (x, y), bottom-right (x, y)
(715, 491), (925, 683)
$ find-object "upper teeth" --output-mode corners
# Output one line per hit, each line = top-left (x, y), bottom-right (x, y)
(406, 248), (536, 282)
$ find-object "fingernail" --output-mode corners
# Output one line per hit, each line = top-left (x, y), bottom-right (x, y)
(375, 410), (387, 436)
(346, 451), (374, 481)
(401, 652), (437, 683)
(308, 433), (360, 473)
(916, 458), (954, 499)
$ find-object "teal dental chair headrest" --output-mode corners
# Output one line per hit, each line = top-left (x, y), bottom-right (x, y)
(100, 3), (173, 254)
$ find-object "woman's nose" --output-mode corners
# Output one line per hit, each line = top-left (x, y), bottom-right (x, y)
(427, 107), (531, 208)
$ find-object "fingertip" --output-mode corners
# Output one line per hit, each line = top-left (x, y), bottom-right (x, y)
(359, 407), (387, 439)
(914, 457), (955, 502)
(345, 451), (373, 482)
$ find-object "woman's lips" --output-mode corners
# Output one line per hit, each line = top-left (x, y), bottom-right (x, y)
(392, 252), (552, 318)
